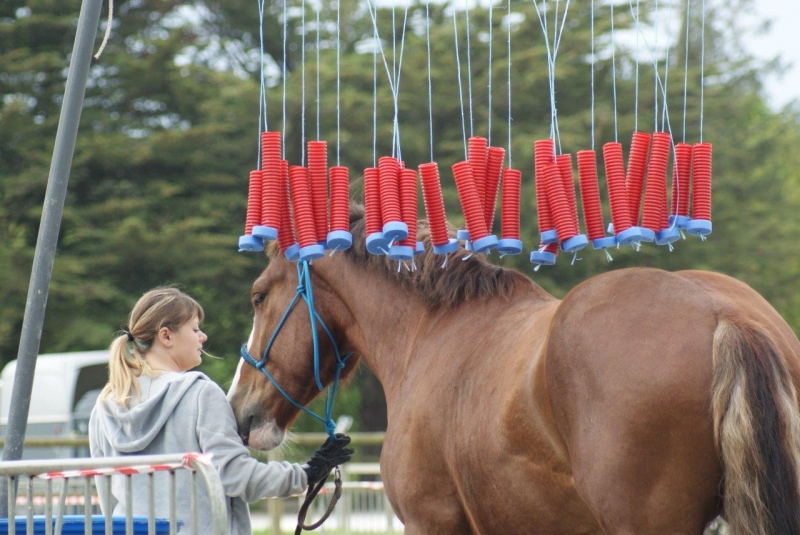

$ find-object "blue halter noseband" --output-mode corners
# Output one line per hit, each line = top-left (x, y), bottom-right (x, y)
(240, 260), (353, 439)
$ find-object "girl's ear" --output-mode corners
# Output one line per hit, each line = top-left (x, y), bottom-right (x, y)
(157, 326), (173, 347)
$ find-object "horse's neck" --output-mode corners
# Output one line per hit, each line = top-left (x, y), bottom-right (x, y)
(317, 261), (427, 402)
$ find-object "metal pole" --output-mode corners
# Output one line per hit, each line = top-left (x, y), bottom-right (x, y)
(0, 0), (103, 516)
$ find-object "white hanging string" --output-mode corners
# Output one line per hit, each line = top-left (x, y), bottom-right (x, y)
(700, 0), (705, 142)
(661, 0), (675, 132)
(393, 6), (410, 161)
(611, 1), (619, 143)
(372, 15), (377, 167)
(453, 5), (469, 159)
(653, 0), (659, 133)
(682, 0), (691, 143)
(301, 0), (307, 165)
(315, 0), (321, 141)
(634, 0), (640, 132)
(465, 0), (474, 138)
(336, 0), (341, 165)
(590, 0), (595, 150)
(426, 1), (435, 163)
(282, 0), (288, 159)
(257, 0), (267, 168)
(487, 0), (493, 145)
(507, 0), (513, 167)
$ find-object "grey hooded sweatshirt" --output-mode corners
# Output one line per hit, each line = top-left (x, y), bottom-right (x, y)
(89, 371), (307, 535)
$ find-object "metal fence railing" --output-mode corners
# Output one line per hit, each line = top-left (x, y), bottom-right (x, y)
(0, 453), (227, 535)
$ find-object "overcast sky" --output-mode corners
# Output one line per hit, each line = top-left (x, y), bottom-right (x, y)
(747, 0), (800, 109)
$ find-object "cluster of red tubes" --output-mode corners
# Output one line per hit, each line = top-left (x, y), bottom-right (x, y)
(239, 132), (351, 258)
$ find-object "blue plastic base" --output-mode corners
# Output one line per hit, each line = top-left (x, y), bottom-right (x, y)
(252, 225), (278, 242)
(639, 228), (656, 242)
(616, 226), (644, 246)
(540, 229), (558, 244)
(464, 240), (473, 252)
(592, 236), (617, 250)
(656, 226), (681, 245)
(669, 215), (691, 229)
(326, 230), (353, 251)
(238, 234), (264, 252)
(530, 250), (557, 266)
(383, 221), (409, 242)
(472, 235), (498, 254)
(561, 234), (588, 253)
(0, 515), (179, 534)
(497, 238), (523, 255)
(285, 243), (300, 262)
(366, 232), (390, 255)
(686, 219), (712, 236)
(299, 243), (325, 262)
(433, 239), (459, 255)
(415, 241), (425, 256)
(457, 229), (470, 241)
(388, 245), (414, 261)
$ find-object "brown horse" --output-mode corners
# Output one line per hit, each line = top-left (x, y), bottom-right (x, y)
(228, 206), (800, 534)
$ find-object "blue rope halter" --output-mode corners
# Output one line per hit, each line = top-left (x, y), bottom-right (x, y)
(240, 260), (353, 439)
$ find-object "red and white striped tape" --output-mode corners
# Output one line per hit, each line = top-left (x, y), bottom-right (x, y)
(36, 452), (212, 480)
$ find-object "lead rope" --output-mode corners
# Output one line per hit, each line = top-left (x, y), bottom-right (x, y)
(295, 467), (343, 534)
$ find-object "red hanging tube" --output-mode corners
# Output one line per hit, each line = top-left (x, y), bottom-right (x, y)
(329, 166), (349, 232)
(542, 163), (578, 243)
(260, 132), (283, 230)
(288, 166), (317, 248)
(363, 167), (383, 236)
(556, 154), (580, 232)
(483, 146), (506, 232)
(307, 141), (328, 243)
(501, 168), (521, 240)
(641, 132), (672, 234)
(378, 156), (402, 225)
(452, 161), (489, 241)
(245, 170), (262, 235)
(468, 136), (489, 209)
(399, 168), (418, 247)
(278, 160), (296, 253)
(625, 131), (651, 226)
(419, 163), (451, 248)
(577, 150), (605, 241)
(602, 142), (633, 234)
(691, 142), (713, 222)
(534, 139), (556, 239)
(671, 142), (693, 218)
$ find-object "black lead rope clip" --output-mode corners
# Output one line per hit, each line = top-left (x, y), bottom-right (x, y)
(294, 466), (343, 534)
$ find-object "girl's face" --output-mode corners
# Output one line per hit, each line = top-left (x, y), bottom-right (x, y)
(170, 316), (207, 371)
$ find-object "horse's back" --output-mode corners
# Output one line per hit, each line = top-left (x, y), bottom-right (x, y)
(542, 267), (794, 533)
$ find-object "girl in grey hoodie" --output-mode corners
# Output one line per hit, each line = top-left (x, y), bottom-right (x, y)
(89, 287), (352, 534)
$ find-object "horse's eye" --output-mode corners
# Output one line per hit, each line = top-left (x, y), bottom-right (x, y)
(252, 293), (266, 307)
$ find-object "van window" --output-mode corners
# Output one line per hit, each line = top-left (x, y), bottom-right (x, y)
(73, 364), (108, 411)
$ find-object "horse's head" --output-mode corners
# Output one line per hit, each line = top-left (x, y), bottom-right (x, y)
(228, 249), (359, 450)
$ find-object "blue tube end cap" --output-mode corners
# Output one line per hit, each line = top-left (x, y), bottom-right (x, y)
(607, 223), (615, 234)
(252, 226), (278, 242)
(592, 236), (617, 250)
(656, 226), (682, 245)
(464, 240), (473, 252)
(326, 230), (353, 251)
(383, 221), (409, 242)
(285, 243), (300, 262)
(686, 219), (712, 236)
(530, 250), (557, 266)
(669, 215), (691, 229)
(540, 229), (559, 244)
(299, 243), (325, 262)
(433, 239), (459, 255)
(457, 229), (470, 241)
(639, 228), (656, 242)
(238, 234), (264, 252)
(472, 235), (498, 254)
(366, 232), (390, 255)
(616, 227), (643, 245)
(388, 245), (414, 261)
(497, 238), (523, 255)
(415, 241), (426, 256)
(561, 234), (588, 253)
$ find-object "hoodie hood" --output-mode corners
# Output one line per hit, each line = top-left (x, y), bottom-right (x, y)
(92, 371), (208, 453)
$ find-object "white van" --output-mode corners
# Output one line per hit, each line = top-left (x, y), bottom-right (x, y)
(0, 350), (110, 459)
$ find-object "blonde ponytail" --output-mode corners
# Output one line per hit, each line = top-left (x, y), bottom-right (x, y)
(100, 287), (204, 408)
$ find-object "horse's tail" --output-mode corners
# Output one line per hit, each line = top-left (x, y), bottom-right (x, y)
(712, 318), (800, 534)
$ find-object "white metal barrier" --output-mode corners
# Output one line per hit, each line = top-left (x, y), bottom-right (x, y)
(0, 453), (227, 535)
